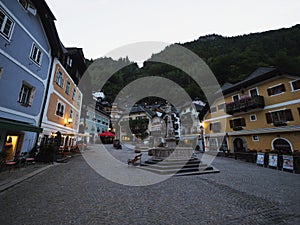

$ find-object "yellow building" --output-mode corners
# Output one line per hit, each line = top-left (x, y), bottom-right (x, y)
(203, 67), (300, 154)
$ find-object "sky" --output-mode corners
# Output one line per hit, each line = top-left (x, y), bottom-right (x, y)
(46, 0), (300, 61)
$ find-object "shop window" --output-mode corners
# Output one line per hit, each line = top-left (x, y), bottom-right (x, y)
(291, 79), (300, 91)
(30, 43), (42, 65)
(267, 84), (285, 96)
(3, 135), (19, 161)
(55, 70), (64, 88)
(266, 109), (293, 125)
(18, 82), (35, 107)
(0, 9), (14, 40)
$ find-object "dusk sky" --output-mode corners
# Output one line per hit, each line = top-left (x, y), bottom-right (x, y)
(46, 0), (300, 61)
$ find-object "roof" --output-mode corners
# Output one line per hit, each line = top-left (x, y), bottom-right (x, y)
(32, 0), (64, 57)
(221, 67), (281, 95)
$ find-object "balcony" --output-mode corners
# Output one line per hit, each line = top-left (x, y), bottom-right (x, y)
(225, 96), (265, 115)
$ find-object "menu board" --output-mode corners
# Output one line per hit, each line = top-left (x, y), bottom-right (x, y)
(282, 155), (293, 170)
(268, 154), (278, 167)
(256, 153), (264, 165)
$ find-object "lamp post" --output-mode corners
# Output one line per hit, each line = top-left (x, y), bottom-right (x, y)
(200, 125), (205, 152)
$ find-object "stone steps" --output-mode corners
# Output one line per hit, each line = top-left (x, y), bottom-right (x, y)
(139, 158), (219, 176)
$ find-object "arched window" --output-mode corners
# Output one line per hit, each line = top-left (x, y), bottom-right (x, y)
(56, 103), (61, 116)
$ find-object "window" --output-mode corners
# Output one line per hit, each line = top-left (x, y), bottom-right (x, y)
(252, 135), (259, 141)
(30, 43), (42, 65)
(218, 103), (225, 111)
(65, 81), (70, 95)
(67, 57), (72, 67)
(18, 0), (28, 10)
(55, 70), (64, 88)
(69, 109), (73, 119)
(77, 94), (81, 106)
(232, 94), (239, 102)
(266, 109), (294, 124)
(18, 83), (35, 106)
(291, 80), (300, 91)
(0, 9), (14, 39)
(229, 118), (246, 130)
(210, 122), (221, 132)
(75, 113), (79, 125)
(210, 106), (217, 113)
(56, 102), (64, 117)
(72, 88), (76, 100)
(250, 114), (257, 121)
(249, 88), (258, 97)
(267, 84), (285, 96)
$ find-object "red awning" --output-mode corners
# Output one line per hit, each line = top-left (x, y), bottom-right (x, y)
(98, 132), (115, 137)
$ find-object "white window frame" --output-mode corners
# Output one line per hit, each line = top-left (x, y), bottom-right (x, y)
(29, 43), (43, 66)
(249, 87), (259, 97)
(55, 70), (64, 88)
(56, 101), (65, 117)
(72, 88), (76, 100)
(290, 79), (300, 92)
(65, 81), (70, 95)
(18, 82), (35, 107)
(250, 114), (257, 122)
(267, 83), (285, 97)
(0, 9), (14, 40)
(252, 135), (259, 142)
(218, 103), (225, 111)
(210, 106), (217, 114)
(232, 94), (240, 102)
(18, 0), (28, 11)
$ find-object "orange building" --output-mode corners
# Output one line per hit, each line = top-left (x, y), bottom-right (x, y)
(203, 67), (300, 154)
(40, 48), (86, 148)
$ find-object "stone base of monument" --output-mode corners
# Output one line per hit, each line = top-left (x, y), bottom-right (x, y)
(140, 147), (219, 176)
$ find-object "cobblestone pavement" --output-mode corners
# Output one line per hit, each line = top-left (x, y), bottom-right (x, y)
(0, 144), (299, 225)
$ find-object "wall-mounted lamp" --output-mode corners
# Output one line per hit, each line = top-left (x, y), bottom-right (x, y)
(64, 118), (73, 126)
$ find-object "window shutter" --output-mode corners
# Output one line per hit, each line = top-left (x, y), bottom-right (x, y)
(28, 87), (35, 106)
(266, 113), (272, 123)
(229, 120), (233, 128)
(209, 123), (212, 130)
(285, 109), (294, 121)
(267, 88), (272, 96)
(281, 84), (286, 92)
(241, 118), (246, 127)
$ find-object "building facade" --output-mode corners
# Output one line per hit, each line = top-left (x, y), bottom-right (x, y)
(0, 0), (56, 160)
(203, 67), (300, 153)
(39, 53), (84, 148)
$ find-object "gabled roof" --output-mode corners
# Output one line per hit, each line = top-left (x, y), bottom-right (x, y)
(32, 0), (64, 57)
(221, 67), (281, 95)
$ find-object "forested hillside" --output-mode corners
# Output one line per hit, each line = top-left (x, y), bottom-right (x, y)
(87, 24), (300, 103)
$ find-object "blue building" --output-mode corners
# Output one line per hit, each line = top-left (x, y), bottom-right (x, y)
(0, 0), (61, 160)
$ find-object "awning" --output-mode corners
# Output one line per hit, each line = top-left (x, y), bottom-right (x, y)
(0, 118), (43, 133)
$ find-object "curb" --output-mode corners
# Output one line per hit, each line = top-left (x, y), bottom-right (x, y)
(0, 164), (53, 193)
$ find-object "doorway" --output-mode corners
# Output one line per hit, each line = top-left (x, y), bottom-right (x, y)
(3, 135), (19, 160)
(233, 137), (246, 152)
(272, 138), (292, 154)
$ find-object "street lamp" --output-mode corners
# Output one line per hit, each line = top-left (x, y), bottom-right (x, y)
(200, 125), (205, 152)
